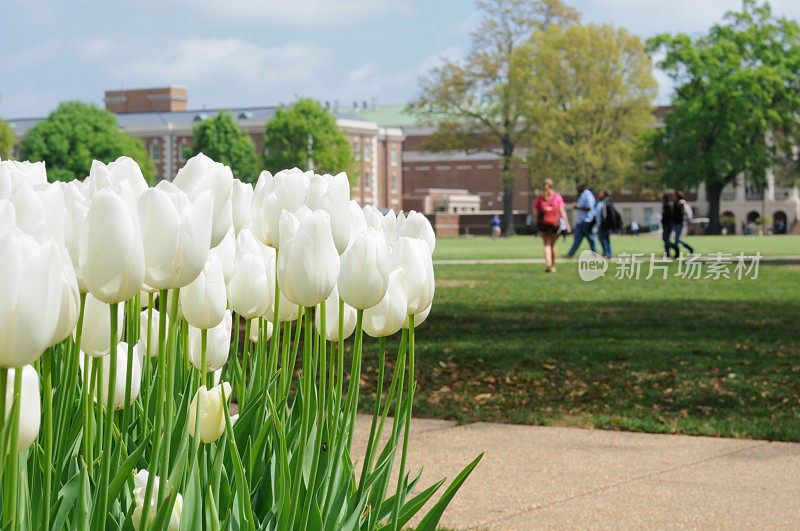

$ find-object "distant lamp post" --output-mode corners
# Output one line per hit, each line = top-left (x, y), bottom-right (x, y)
(307, 133), (314, 171)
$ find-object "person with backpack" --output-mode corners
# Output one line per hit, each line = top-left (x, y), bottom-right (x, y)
(595, 190), (621, 259)
(565, 182), (598, 258)
(670, 189), (695, 256)
(534, 178), (571, 273)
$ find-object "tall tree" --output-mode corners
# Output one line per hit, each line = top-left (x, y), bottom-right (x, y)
(263, 98), (354, 177)
(409, 0), (579, 235)
(0, 116), (15, 159)
(187, 111), (259, 183)
(520, 24), (657, 191)
(644, 0), (800, 233)
(20, 101), (155, 183)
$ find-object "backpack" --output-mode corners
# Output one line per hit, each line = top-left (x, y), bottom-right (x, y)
(537, 195), (561, 227)
(680, 200), (693, 222)
(601, 202), (623, 231)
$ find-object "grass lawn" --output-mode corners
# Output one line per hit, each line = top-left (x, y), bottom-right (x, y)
(357, 261), (800, 442)
(433, 234), (800, 260)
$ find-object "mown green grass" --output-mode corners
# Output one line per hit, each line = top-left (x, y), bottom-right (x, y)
(357, 262), (800, 441)
(433, 234), (800, 260)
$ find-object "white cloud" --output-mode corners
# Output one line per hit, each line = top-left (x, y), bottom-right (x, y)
(190, 0), (412, 26)
(349, 62), (376, 83)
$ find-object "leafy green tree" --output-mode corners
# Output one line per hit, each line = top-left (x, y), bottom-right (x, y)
(519, 23), (657, 191)
(0, 116), (15, 159)
(644, 0), (800, 233)
(409, 0), (579, 235)
(186, 111), (259, 183)
(20, 101), (155, 183)
(263, 98), (354, 177)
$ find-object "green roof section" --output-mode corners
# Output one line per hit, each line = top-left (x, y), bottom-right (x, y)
(355, 104), (422, 127)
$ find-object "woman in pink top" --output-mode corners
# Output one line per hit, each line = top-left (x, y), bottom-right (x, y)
(533, 178), (571, 272)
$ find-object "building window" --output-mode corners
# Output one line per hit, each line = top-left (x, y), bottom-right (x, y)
(390, 146), (398, 165)
(364, 172), (372, 189)
(150, 143), (161, 162)
(178, 140), (188, 163)
(352, 139), (359, 159)
(391, 173), (397, 191)
(363, 142), (371, 161)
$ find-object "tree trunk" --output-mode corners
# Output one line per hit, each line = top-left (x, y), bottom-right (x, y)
(501, 139), (516, 236)
(706, 179), (724, 235)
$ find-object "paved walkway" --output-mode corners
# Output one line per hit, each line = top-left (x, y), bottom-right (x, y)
(352, 416), (800, 529)
(434, 255), (800, 265)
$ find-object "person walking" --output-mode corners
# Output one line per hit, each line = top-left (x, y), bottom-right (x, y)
(490, 214), (501, 240)
(565, 182), (597, 258)
(671, 190), (694, 256)
(595, 190), (613, 259)
(661, 193), (679, 258)
(533, 178), (570, 273)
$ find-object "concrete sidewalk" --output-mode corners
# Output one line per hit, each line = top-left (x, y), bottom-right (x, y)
(352, 416), (800, 529)
(434, 255), (800, 265)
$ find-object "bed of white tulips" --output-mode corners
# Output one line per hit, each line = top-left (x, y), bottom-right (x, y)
(0, 154), (481, 530)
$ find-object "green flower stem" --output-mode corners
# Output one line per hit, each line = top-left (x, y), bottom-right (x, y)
(143, 294), (154, 422)
(345, 310), (365, 454)
(55, 292), (84, 459)
(42, 347), (53, 531)
(92, 356), (102, 463)
(82, 353), (93, 475)
(289, 306), (314, 528)
(283, 307), (304, 401)
(159, 289), (181, 500)
(278, 321), (290, 409)
(357, 336), (385, 497)
(5, 367), (23, 529)
(138, 289), (169, 530)
(390, 315), (415, 531)
(121, 297), (136, 450)
(241, 318), (251, 405)
(268, 273), (281, 397)
(96, 301), (120, 526)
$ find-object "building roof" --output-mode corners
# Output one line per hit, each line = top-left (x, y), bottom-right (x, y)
(356, 104), (421, 127)
(7, 104), (374, 136)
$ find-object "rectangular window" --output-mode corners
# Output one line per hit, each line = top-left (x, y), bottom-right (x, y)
(352, 139), (359, 159)
(150, 143), (161, 162)
(364, 172), (372, 189)
(390, 146), (398, 165)
(178, 140), (188, 163)
(363, 142), (371, 161)
(391, 173), (397, 191)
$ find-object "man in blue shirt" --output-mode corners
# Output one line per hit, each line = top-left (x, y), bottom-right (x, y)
(565, 183), (598, 257)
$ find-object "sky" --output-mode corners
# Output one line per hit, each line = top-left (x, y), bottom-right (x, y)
(3, 0), (800, 119)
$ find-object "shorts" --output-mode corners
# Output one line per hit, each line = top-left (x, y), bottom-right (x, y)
(538, 223), (559, 235)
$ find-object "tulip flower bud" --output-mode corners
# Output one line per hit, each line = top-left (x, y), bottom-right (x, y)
(315, 285), (357, 341)
(138, 183), (213, 290)
(338, 229), (390, 309)
(139, 308), (168, 358)
(399, 211), (436, 253)
(49, 249), (81, 346)
(173, 153), (234, 248)
(278, 291), (300, 322)
(188, 310), (232, 372)
(364, 268), (408, 338)
(80, 342), (143, 410)
(277, 209), (340, 307)
(3, 365), (40, 452)
(0, 230), (63, 367)
(307, 173), (352, 254)
(180, 253), (227, 329)
(250, 318), (274, 343)
(227, 229), (275, 319)
(251, 168), (309, 248)
(404, 303), (432, 329)
(231, 179), (253, 234)
(133, 470), (182, 531)
(391, 237), (435, 316)
(188, 382), (232, 443)
(213, 227), (236, 284)
(78, 190), (145, 303)
(78, 293), (124, 357)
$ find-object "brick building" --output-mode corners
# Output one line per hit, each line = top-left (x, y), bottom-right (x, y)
(8, 87), (404, 210)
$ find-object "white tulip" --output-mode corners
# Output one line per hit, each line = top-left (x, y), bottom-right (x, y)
(278, 291), (300, 322)
(363, 204), (383, 229)
(132, 470), (182, 531)
(0, 230), (63, 367)
(338, 229), (390, 309)
(80, 341), (143, 410)
(250, 318), (274, 343)
(173, 153), (233, 248)
(139, 308), (168, 358)
(188, 382), (232, 443)
(138, 182), (213, 290)
(231, 179), (253, 234)
(227, 229), (275, 319)
(3, 365), (40, 452)
(251, 168), (309, 248)
(315, 285), (357, 341)
(188, 310), (232, 372)
(399, 211), (436, 253)
(212, 227), (236, 285)
(0, 160), (47, 192)
(277, 209), (340, 307)
(307, 173), (351, 254)
(49, 249), (81, 346)
(79, 190), (145, 303)
(404, 303), (432, 329)
(391, 237), (435, 315)
(364, 268), (408, 338)
(79, 293), (124, 357)
(180, 253), (227, 329)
